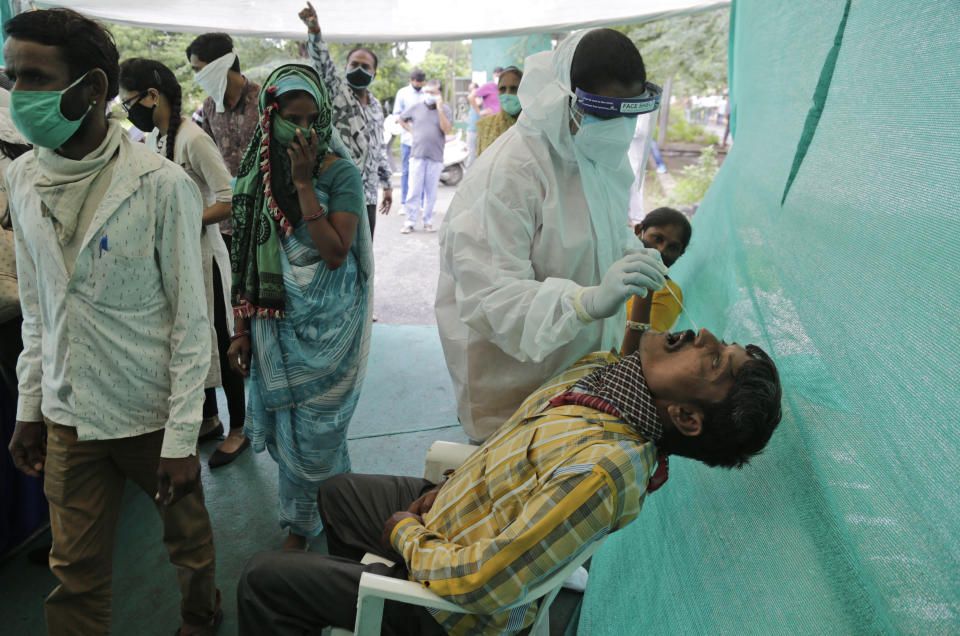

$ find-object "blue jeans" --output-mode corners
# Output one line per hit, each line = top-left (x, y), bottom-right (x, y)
(649, 139), (666, 171)
(403, 157), (443, 228)
(400, 144), (424, 207)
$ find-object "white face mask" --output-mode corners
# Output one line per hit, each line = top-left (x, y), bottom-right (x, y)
(572, 111), (637, 169)
(195, 50), (237, 113)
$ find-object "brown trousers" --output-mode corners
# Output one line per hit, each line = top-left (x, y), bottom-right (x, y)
(43, 422), (219, 635)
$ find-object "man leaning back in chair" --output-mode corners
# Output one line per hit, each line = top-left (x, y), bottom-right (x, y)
(237, 326), (783, 635)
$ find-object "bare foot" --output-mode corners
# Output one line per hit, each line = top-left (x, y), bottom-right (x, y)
(283, 532), (308, 550)
(216, 428), (247, 454)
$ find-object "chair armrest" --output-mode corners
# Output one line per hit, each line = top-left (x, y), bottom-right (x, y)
(358, 572), (463, 612)
(360, 552), (396, 568)
(353, 572), (462, 635)
(424, 440), (476, 482)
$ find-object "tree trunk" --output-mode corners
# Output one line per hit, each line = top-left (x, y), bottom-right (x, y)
(657, 74), (674, 147)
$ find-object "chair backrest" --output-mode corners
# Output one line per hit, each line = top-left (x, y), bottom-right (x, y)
(423, 440), (476, 482)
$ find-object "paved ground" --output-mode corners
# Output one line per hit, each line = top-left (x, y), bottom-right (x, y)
(371, 175), (458, 325)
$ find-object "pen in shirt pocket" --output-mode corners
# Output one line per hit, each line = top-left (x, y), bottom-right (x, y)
(99, 235), (108, 258)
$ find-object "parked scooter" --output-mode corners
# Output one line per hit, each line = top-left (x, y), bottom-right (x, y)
(440, 130), (469, 186)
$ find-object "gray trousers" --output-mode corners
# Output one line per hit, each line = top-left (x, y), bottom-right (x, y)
(237, 473), (449, 636)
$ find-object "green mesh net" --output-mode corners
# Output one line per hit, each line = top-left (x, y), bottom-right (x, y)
(579, 0), (960, 633)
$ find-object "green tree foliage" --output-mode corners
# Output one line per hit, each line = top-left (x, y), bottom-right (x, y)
(668, 145), (720, 206)
(624, 9), (729, 94)
(108, 22), (411, 116)
(420, 42), (471, 100)
(110, 23), (300, 115)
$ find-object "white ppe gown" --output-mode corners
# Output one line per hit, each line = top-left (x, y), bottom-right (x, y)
(435, 31), (649, 441)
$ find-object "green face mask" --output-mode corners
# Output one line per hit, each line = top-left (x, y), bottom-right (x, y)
(10, 72), (92, 149)
(498, 93), (522, 116)
(271, 115), (313, 148)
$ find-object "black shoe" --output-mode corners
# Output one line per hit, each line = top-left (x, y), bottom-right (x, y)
(174, 608), (223, 635)
(208, 436), (251, 469)
(198, 417), (224, 443)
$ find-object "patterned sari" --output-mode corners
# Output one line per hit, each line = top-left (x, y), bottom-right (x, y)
(233, 65), (373, 536)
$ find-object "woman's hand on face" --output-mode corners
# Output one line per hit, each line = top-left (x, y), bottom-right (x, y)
(288, 128), (319, 187)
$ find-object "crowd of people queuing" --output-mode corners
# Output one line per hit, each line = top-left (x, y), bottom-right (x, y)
(1, 6), (783, 636)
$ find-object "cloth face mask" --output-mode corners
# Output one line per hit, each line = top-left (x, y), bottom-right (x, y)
(126, 99), (157, 133)
(498, 93), (521, 116)
(345, 66), (374, 89)
(10, 72), (91, 149)
(272, 114), (313, 148)
(195, 50), (237, 113)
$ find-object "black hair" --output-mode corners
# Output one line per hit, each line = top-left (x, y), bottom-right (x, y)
(409, 68), (426, 82)
(493, 66), (504, 74)
(119, 58), (182, 161)
(498, 65), (523, 85)
(639, 207), (692, 251)
(570, 28), (646, 94)
(659, 344), (783, 469)
(4, 8), (120, 100)
(346, 46), (378, 71)
(425, 79), (442, 91)
(186, 33), (241, 73)
(0, 139), (31, 162)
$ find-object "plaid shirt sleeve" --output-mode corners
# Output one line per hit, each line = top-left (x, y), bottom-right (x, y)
(391, 452), (626, 615)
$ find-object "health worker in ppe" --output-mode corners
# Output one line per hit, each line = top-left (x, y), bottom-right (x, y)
(436, 28), (666, 441)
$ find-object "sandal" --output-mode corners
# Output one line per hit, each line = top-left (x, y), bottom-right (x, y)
(400, 225), (413, 234)
(174, 608), (223, 635)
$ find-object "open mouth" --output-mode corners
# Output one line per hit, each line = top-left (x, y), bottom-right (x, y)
(665, 330), (695, 349)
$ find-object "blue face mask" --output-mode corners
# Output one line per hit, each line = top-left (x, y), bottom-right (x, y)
(10, 72), (92, 149)
(573, 111), (636, 168)
(424, 94), (437, 106)
(498, 93), (521, 116)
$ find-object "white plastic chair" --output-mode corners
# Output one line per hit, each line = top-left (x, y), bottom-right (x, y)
(331, 440), (603, 636)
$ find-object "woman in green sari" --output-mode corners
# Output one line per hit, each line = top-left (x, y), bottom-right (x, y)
(227, 64), (373, 550)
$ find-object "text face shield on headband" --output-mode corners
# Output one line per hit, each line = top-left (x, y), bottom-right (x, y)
(574, 82), (662, 118)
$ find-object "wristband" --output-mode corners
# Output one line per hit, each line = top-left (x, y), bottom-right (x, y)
(626, 321), (652, 332)
(230, 330), (250, 341)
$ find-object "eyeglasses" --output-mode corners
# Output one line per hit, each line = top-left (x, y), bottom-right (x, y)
(120, 91), (148, 113)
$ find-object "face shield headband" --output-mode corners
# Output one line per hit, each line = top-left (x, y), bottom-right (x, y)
(573, 82), (662, 117)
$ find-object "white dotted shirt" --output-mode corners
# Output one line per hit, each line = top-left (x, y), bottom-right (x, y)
(7, 132), (211, 458)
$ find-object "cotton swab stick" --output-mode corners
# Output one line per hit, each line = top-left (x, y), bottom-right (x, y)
(664, 282), (699, 332)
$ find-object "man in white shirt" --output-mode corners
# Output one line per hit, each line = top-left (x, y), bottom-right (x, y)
(392, 68), (426, 209)
(3, 9), (220, 635)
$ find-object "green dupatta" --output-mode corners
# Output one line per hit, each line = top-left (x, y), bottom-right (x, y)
(230, 64), (333, 319)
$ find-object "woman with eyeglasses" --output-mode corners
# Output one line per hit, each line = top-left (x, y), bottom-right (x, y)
(118, 58), (250, 467)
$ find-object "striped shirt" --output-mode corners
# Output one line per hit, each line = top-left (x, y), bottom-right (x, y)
(391, 351), (658, 635)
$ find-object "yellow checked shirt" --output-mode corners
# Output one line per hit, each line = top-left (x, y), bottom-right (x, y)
(390, 351), (658, 635)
